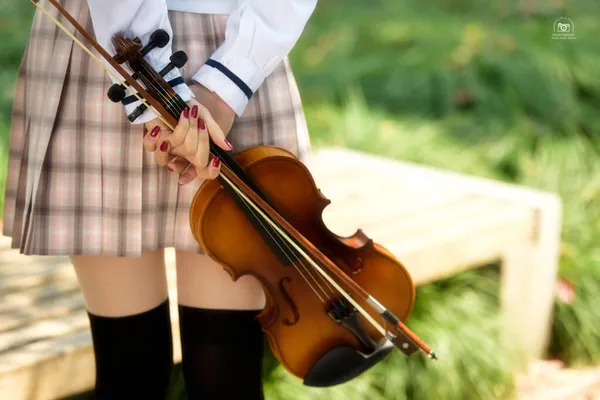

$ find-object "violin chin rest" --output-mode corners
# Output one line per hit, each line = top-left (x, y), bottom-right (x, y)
(303, 339), (394, 387)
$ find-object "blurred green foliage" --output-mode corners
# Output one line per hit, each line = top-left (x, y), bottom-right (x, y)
(2, 0), (600, 399)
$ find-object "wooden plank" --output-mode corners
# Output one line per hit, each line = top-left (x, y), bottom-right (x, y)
(0, 256), (184, 400)
(518, 366), (600, 400)
(398, 206), (534, 284)
(335, 196), (508, 241)
(501, 193), (562, 364)
(313, 148), (561, 212)
(0, 237), (71, 274)
(0, 264), (75, 294)
(0, 329), (94, 400)
(321, 189), (470, 235)
(0, 311), (90, 355)
(0, 289), (85, 333)
(0, 279), (81, 313)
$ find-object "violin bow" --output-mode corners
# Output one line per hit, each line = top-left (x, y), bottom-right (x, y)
(32, 0), (437, 361)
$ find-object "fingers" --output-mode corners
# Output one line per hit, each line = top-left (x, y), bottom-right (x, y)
(155, 139), (172, 166)
(167, 108), (190, 149)
(173, 157), (221, 186)
(188, 107), (210, 169)
(143, 125), (162, 152)
(166, 156), (189, 174)
(198, 104), (234, 152)
(198, 156), (222, 181)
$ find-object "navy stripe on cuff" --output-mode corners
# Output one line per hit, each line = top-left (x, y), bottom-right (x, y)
(121, 77), (186, 106)
(205, 59), (253, 100)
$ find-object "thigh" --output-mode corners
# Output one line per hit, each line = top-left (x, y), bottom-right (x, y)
(70, 250), (168, 317)
(175, 251), (265, 310)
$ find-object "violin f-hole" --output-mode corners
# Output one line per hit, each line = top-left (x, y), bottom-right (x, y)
(279, 277), (300, 326)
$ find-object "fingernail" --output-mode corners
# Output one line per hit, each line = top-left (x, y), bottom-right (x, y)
(191, 105), (198, 118)
(212, 156), (221, 168)
(224, 139), (234, 150)
(167, 166), (174, 172)
(150, 126), (160, 137)
(160, 142), (169, 152)
(198, 118), (206, 130)
(183, 108), (189, 118)
(143, 126), (148, 137)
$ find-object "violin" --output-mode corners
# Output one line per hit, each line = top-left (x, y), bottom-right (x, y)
(34, 0), (437, 387)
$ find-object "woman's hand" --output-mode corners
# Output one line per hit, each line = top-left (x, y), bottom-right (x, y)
(143, 84), (235, 185)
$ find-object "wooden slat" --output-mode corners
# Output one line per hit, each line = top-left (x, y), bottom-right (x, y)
(518, 367), (600, 400)
(399, 206), (534, 284)
(0, 329), (94, 400)
(312, 148), (561, 212)
(321, 189), (470, 235)
(0, 311), (90, 355)
(0, 264), (75, 294)
(0, 289), (84, 333)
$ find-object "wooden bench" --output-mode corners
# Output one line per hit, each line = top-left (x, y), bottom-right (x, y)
(0, 147), (562, 399)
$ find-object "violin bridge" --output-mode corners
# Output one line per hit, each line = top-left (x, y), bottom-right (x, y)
(326, 299), (378, 354)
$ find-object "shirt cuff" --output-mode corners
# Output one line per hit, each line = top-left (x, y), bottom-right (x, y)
(191, 53), (272, 117)
(124, 64), (195, 124)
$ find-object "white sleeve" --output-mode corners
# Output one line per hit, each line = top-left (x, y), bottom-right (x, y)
(86, 0), (194, 124)
(191, 0), (318, 117)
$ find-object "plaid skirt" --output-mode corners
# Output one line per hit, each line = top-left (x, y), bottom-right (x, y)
(2, 0), (311, 257)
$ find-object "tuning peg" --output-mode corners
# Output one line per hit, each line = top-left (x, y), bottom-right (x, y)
(106, 70), (142, 103)
(170, 51), (188, 68)
(107, 84), (127, 103)
(158, 51), (188, 76)
(140, 29), (170, 57)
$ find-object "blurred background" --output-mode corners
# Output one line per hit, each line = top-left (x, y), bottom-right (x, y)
(1, 0), (600, 399)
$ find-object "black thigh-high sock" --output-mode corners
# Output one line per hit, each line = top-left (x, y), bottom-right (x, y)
(178, 306), (264, 400)
(87, 300), (173, 400)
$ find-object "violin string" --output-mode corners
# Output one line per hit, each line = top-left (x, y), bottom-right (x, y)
(206, 156), (337, 297)
(226, 189), (334, 303)
(138, 63), (182, 117)
(208, 166), (343, 301)
(218, 172), (390, 338)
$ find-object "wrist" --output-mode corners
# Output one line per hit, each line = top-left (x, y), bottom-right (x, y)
(189, 83), (235, 115)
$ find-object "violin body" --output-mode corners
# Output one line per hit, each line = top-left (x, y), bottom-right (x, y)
(189, 146), (416, 386)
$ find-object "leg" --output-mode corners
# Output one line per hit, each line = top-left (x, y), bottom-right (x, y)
(175, 250), (265, 400)
(70, 250), (173, 400)
(500, 198), (562, 365)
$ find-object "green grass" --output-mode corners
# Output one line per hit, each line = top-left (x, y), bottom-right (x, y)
(2, 0), (600, 399)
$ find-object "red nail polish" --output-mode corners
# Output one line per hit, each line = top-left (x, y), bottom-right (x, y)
(150, 126), (160, 137)
(160, 142), (169, 152)
(143, 126), (148, 137)
(198, 118), (206, 130)
(183, 108), (189, 118)
(191, 105), (198, 118)
(212, 156), (221, 168)
(224, 139), (234, 150)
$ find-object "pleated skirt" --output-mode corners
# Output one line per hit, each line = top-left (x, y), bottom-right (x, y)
(2, 0), (311, 256)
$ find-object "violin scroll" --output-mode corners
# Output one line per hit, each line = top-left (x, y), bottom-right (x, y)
(107, 30), (189, 123)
